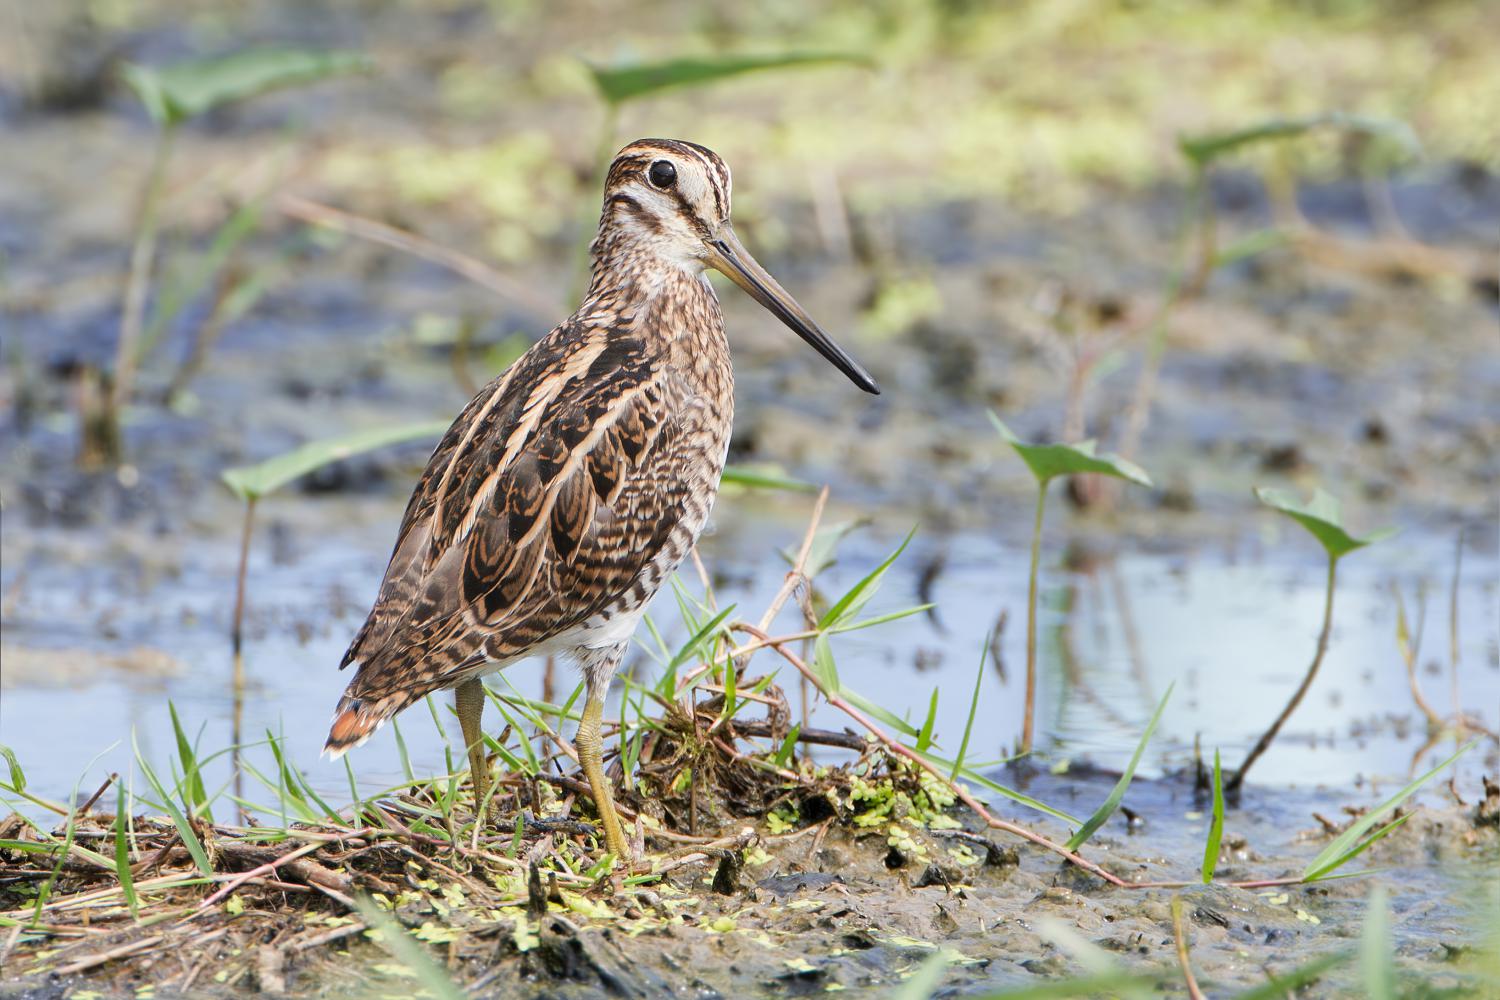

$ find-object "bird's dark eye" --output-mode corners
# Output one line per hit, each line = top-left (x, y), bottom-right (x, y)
(648, 160), (677, 189)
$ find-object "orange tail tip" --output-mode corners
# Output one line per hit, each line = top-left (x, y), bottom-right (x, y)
(323, 701), (384, 760)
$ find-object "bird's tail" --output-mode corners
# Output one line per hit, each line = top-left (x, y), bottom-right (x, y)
(322, 688), (420, 760)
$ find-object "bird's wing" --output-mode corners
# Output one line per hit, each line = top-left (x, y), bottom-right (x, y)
(330, 320), (713, 734)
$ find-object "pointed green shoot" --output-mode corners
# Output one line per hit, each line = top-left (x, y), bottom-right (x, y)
(1254, 487), (1396, 562)
(1065, 684), (1173, 851)
(222, 420), (449, 501)
(720, 464), (816, 492)
(990, 413), (1152, 488)
(0, 744), (24, 792)
(114, 780), (140, 921)
(123, 48), (371, 128)
(134, 735), (213, 876)
(818, 526), (917, 630)
(168, 703), (211, 821)
(1302, 742), (1471, 881)
(1201, 749), (1225, 883)
(915, 688), (939, 753)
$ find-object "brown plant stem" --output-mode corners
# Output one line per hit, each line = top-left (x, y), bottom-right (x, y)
(1228, 557), (1338, 793)
(1020, 482), (1046, 753)
(275, 194), (559, 319)
(1172, 896), (1207, 1000)
(229, 498), (256, 822)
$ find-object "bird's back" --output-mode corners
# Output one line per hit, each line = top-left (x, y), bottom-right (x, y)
(326, 287), (732, 753)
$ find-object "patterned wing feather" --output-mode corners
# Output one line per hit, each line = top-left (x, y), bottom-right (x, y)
(325, 321), (714, 753)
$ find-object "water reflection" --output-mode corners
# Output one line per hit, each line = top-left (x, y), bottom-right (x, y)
(1, 496), (1495, 814)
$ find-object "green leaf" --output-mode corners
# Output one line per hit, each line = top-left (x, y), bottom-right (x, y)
(669, 604), (737, 671)
(114, 782), (139, 921)
(134, 735), (213, 877)
(1229, 952), (1349, 1000)
(169, 703), (211, 822)
(951, 634), (990, 781)
(773, 725), (801, 769)
(0, 744), (24, 792)
(1302, 742), (1471, 881)
(123, 48), (371, 127)
(843, 687), (920, 738)
(989, 413), (1152, 488)
(827, 604), (933, 634)
(915, 688), (939, 753)
(1065, 684), (1172, 851)
(1254, 487), (1396, 561)
(1178, 112), (1421, 167)
(586, 52), (866, 106)
(781, 518), (864, 579)
(1360, 885), (1395, 1000)
(810, 634), (840, 695)
(221, 420), (449, 500)
(720, 464), (816, 493)
(817, 526), (916, 630)
(352, 897), (467, 1000)
(1202, 749), (1225, 883)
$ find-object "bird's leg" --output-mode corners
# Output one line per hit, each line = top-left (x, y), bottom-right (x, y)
(577, 646), (631, 860)
(455, 678), (490, 810)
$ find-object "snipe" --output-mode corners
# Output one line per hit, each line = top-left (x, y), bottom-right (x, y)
(323, 139), (878, 860)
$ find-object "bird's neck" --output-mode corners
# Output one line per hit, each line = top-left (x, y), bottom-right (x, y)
(578, 242), (731, 393)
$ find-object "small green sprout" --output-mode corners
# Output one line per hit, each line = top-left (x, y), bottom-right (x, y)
(1229, 487), (1396, 791)
(990, 414), (1152, 754)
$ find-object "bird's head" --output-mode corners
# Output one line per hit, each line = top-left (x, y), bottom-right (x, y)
(594, 138), (879, 395)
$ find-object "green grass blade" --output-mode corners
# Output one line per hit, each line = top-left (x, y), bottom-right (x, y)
(1360, 885), (1394, 1000)
(221, 419), (449, 501)
(391, 718), (414, 783)
(1301, 742), (1471, 881)
(134, 734), (213, 876)
(909, 748), (1080, 825)
(1065, 683), (1172, 851)
(774, 725), (801, 769)
(352, 897), (467, 1000)
(817, 527), (917, 630)
(114, 781), (140, 921)
(827, 604), (934, 634)
(843, 687), (919, 738)
(1229, 951), (1349, 1000)
(915, 688), (939, 752)
(0, 744), (26, 791)
(1202, 748), (1225, 883)
(951, 635), (989, 781)
(586, 52), (866, 105)
(1304, 813), (1411, 884)
(719, 464), (816, 492)
(811, 633), (841, 695)
(670, 604), (737, 670)
(168, 702), (211, 821)
(30, 808), (79, 925)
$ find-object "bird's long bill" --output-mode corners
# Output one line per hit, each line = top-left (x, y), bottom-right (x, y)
(705, 225), (880, 394)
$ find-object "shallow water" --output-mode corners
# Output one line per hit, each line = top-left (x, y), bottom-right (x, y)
(3, 487), (1495, 817)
